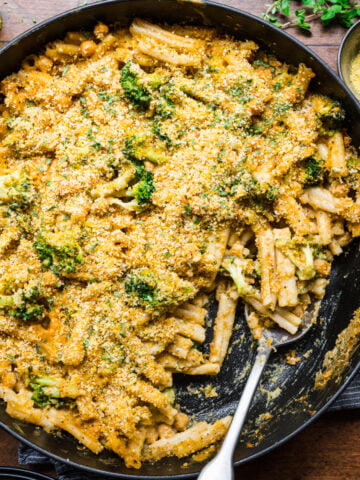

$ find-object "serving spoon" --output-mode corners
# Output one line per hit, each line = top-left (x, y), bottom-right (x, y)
(197, 302), (317, 480)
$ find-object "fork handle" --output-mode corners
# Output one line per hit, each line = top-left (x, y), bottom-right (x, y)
(197, 341), (273, 480)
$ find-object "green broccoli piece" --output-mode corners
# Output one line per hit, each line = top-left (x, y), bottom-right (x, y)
(222, 256), (256, 296)
(215, 168), (257, 199)
(94, 158), (155, 212)
(315, 96), (345, 131)
(217, 168), (278, 203)
(120, 61), (151, 110)
(111, 162), (155, 211)
(152, 120), (172, 147)
(34, 236), (83, 276)
(124, 267), (195, 314)
(275, 238), (315, 281)
(0, 286), (48, 322)
(129, 170), (155, 206)
(0, 169), (33, 213)
(28, 375), (76, 410)
(300, 245), (315, 281)
(155, 83), (176, 119)
(124, 270), (157, 305)
(123, 134), (167, 165)
(163, 387), (176, 406)
(304, 157), (324, 186)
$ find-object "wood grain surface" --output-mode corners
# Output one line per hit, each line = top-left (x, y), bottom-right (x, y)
(0, 1), (359, 479)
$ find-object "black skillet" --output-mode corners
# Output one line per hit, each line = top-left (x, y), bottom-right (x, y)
(1, 1), (360, 478)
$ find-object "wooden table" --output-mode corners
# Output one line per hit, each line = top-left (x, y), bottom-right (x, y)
(1, 1), (360, 479)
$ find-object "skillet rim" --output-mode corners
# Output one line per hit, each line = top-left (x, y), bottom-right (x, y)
(0, 0), (360, 478)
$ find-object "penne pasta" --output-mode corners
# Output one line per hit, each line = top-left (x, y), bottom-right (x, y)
(143, 417), (232, 462)
(209, 284), (239, 365)
(274, 228), (298, 307)
(327, 131), (348, 177)
(256, 229), (277, 310)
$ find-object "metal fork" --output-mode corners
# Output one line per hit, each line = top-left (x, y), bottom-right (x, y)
(197, 303), (317, 480)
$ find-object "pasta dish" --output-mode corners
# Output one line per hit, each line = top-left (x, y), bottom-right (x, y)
(0, 18), (359, 468)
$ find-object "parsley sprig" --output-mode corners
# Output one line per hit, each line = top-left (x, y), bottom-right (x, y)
(263, 0), (360, 31)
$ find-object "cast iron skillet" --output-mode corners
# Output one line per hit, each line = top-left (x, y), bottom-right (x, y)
(1, 1), (360, 478)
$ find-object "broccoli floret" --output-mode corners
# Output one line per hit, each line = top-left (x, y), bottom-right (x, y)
(215, 168), (258, 199)
(110, 180), (155, 213)
(275, 237), (315, 281)
(124, 267), (195, 314)
(156, 98), (175, 119)
(153, 120), (172, 147)
(124, 271), (157, 304)
(120, 61), (151, 110)
(129, 170), (155, 206)
(112, 163), (155, 211)
(222, 256), (256, 296)
(28, 375), (76, 410)
(155, 83), (176, 119)
(0, 169), (33, 213)
(217, 168), (278, 203)
(314, 96), (345, 131)
(0, 286), (48, 322)
(34, 236), (83, 276)
(300, 245), (315, 281)
(94, 159), (155, 212)
(163, 387), (176, 406)
(304, 157), (325, 186)
(123, 134), (167, 165)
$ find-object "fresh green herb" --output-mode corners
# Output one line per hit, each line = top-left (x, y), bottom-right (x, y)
(184, 204), (193, 215)
(108, 138), (115, 153)
(263, 0), (360, 31)
(87, 128), (102, 150)
(89, 242), (99, 252)
(62, 64), (69, 77)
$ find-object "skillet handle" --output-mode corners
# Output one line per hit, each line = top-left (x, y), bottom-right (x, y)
(197, 341), (272, 480)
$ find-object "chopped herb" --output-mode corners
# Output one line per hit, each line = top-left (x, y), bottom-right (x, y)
(89, 242), (99, 252)
(62, 64), (69, 77)
(184, 204), (192, 215)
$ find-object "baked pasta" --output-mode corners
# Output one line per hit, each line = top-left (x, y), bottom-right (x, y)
(0, 18), (359, 468)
